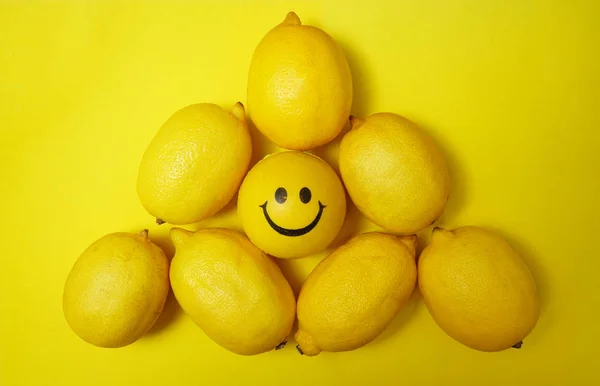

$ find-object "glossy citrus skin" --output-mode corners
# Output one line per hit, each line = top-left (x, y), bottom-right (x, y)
(137, 103), (251, 225)
(169, 228), (296, 356)
(237, 151), (346, 259)
(295, 232), (417, 356)
(419, 226), (540, 352)
(247, 12), (352, 150)
(63, 230), (169, 348)
(339, 113), (450, 233)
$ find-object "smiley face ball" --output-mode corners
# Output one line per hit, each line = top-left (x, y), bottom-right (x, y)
(238, 151), (346, 259)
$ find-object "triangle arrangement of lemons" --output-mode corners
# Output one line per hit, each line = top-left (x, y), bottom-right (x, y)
(63, 12), (539, 356)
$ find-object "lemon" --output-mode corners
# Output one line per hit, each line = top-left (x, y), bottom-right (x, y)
(63, 230), (169, 348)
(247, 12), (352, 150)
(237, 151), (346, 259)
(137, 102), (252, 225)
(295, 232), (417, 356)
(339, 113), (450, 233)
(169, 228), (296, 355)
(419, 226), (540, 352)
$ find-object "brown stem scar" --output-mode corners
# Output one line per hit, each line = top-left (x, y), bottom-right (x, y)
(275, 341), (287, 350)
(512, 341), (523, 349)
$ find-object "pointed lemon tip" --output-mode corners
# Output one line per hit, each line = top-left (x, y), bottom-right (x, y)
(397, 234), (417, 256)
(231, 102), (246, 123)
(294, 329), (321, 356)
(349, 115), (365, 129)
(431, 227), (452, 242)
(138, 229), (149, 241)
(283, 11), (301, 26)
(170, 228), (193, 248)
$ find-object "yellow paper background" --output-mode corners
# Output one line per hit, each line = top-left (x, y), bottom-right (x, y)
(1, 1), (599, 385)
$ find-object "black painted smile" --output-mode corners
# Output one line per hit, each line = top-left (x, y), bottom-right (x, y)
(259, 201), (327, 237)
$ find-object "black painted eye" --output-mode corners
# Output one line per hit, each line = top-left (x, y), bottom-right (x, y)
(275, 187), (287, 204)
(299, 187), (312, 204)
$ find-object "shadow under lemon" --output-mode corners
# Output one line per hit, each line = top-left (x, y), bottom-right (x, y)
(309, 38), (374, 170)
(338, 39), (375, 119)
(247, 114), (284, 168)
(418, 121), (470, 228)
(143, 228), (183, 337)
(189, 192), (243, 233)
(146, 289), (183, 336)
(275, 251), (324, 348)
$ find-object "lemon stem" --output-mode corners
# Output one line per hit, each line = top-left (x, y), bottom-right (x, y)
(275, 341), (287, 350)
(512, 341), (523, 349)
(156, 218), (165, 225)
(138, 229), (149, 240)
(349, 115), (364, 129)
(283, 12), (301, 26)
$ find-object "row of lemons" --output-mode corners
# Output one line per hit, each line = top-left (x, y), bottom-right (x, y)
(63, 12), (539, 356)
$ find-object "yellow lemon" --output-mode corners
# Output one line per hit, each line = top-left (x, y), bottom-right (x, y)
(169, 228), (296, 355)
(295, 232), (417, 356)
(339, 113), (450, 233)
(237, 151), (346, 259)
(63, 230), (169, 348)
(419, 226), (540, 352)
(247, 12), (352, 150)
(137, 103), (252, 225)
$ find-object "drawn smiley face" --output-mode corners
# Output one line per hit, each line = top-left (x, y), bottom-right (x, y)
(260, 186), (326, 237)
(238, 151), (346, 259)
